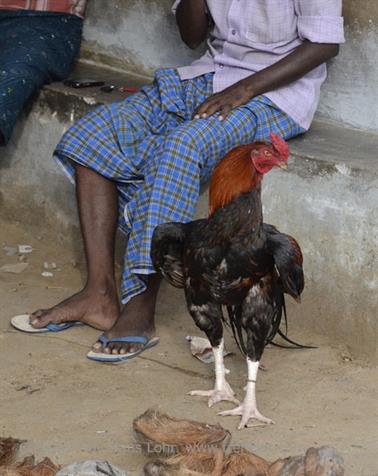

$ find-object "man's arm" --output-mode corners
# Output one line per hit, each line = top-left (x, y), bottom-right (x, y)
(194, 41), (339, 119)
(176, 0), (208, 49)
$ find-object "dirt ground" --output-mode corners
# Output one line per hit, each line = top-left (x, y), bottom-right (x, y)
(0, 222), (377, 476)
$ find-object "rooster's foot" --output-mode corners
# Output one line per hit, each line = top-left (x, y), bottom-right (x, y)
(189, 381), (239, 408)
(219, 404), (274, 429)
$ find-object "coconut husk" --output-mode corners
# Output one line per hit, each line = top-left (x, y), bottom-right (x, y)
(0, 439), (25, 467)
(268, 456), (305, 476)
(222, 448), (270, 476)
(268, 446), (344, 476)
(267, 458), (291, 476)
(134, 409), (231, 456)
(0, 457), (59, 476)
(144, 459), (204, 476)
(144, 448), (224, 476)
(0, 437), (59, 476)
(304, 447), (344, 476)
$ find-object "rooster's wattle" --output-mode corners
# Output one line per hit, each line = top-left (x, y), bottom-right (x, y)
(151, 133), (304, 429)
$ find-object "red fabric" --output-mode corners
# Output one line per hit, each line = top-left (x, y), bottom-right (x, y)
(0, 0), (87, 18)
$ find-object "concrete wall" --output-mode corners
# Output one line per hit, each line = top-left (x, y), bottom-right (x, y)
(317, 0), (378, 131)
(262, 158), (378, 363)
(81, 0), (200, 74)
(81, 0), (378, 131)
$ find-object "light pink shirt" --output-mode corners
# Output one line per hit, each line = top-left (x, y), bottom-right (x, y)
(172, 0), (345, 130)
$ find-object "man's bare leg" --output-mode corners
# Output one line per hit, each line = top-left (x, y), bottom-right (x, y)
(30, 163), (120, 331)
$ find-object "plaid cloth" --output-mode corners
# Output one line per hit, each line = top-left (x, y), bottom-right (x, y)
(0, 10), (82, 144)
(0, 0), (87, 18)
(55, 68), (304, 304)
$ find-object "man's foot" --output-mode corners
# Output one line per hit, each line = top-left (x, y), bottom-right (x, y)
(30, 280), (119, 331)
(92, 274), (161, 355)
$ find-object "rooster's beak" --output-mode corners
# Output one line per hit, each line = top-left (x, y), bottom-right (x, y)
(278, 162), (288, 170)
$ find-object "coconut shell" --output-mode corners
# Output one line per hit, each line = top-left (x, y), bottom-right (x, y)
(134, 409), (230, 456)
(8, 457), (36, 476)
(0, 457), (60, 476)
(0, 439), (25, 467)
(222, 448), (270, 476)
(268, 458), (291, 476)
(269, 456), (305, 476)
(268, 447), (344, 476)
(143, 460), (206, 476)
(144, 449), (224, 476)
(304, 447), (344, 476)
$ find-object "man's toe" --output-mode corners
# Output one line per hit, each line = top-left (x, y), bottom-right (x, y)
(30, 315), (48, 328)
(111, 343), (124, 354)
(30, 309), (45, 320)
(92, 341), (102, 352)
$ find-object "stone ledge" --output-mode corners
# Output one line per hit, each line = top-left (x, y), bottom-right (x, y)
(40, 61), (150, 122)
(42, 62), (378, 175)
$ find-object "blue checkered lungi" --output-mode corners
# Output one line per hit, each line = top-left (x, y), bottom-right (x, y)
(55, 68), (304, 304)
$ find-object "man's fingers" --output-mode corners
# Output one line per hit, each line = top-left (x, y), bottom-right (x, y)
(194, 95), (245, 120)
(195, 101), (231, 120)
(204, 100), (224, 117)
(194, 94), (219, 118)
(218, 104), (233, 121)
(194, 98), (219, 118)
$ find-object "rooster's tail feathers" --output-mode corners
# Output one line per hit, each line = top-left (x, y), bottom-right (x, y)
(226, 290), (314, 355)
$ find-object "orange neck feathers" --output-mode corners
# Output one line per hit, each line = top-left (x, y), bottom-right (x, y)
(208, 144), (263, 217)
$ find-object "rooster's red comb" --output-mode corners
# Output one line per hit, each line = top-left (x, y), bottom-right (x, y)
(269, 132), (289, 158)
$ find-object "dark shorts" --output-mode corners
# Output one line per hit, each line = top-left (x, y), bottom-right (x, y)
(0, 10), (82, 145)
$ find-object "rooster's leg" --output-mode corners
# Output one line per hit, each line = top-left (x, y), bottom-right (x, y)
(189, 339), (239, 407)
(219, 359), (274, 429)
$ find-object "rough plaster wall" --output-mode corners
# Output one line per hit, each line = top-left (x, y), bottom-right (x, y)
(317, 0), (378, 131)
(262, 164), (378, 362)
(0, 100), (79, 245)
(82, 0), (378, 131)
(82, 0), (198, 74)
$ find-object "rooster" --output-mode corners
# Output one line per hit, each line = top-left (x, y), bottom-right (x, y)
(151, 133), (304, 429)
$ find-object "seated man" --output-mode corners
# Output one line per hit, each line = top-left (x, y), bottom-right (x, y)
(0, 1), (86, 146)
(21, 0), (344, 361)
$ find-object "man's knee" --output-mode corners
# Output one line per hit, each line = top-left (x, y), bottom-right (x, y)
(165, 119), (220, 158)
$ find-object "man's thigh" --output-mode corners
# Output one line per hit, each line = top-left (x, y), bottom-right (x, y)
(168, 96), (301, 182)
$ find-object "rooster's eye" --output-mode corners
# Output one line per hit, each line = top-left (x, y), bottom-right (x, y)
(264, 150), (271, 157)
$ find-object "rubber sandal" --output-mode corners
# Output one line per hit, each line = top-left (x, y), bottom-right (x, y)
(86, 335), (160, 363)
(10, 314), (84, 333)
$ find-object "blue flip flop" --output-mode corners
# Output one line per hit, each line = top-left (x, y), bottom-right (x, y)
(10, 314), (84, 333)
(86, 334), (160, 363)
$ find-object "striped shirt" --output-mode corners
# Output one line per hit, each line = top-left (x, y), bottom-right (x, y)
(0, 0), (87, 18)
(172, 0), (345, 130)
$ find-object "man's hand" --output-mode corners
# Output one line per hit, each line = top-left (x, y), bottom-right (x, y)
(193, 40), (339, 121)
(193, 80), (253, 120)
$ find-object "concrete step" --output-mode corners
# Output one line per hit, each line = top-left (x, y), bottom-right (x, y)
(0, 63), (377, 361)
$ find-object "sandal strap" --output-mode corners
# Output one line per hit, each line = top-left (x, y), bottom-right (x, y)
(97, 334), (149, 345)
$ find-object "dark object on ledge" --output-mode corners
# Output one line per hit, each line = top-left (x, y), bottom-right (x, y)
(63, 79), (105, 88)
